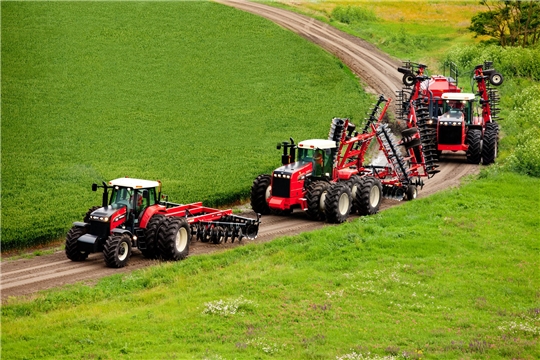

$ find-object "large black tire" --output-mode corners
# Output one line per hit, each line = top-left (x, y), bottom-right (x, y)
(250, 174), (272, 215)
(305, 181), (330, 221)
(324, 182), (352, 224)
(346, 175), (362, 214)
(83, 206), (100, 222)
(401, 127), (419, 137)
(157, 217), (190, 261)
(356, 177), (383, 216)
(65, 226), (90, 261)
(466, 129), (482, 164)
(482, 122), (499, 165)
(103, 233), (132, 268)
(141, 214), (167, 259)
(405, 185), (418, 201)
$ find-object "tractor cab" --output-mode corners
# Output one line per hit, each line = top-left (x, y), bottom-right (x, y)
(297, 139), (336, 178)
(437, 93), (477, 149)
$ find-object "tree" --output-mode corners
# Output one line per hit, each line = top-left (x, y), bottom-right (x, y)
(469, 0), (540, 48)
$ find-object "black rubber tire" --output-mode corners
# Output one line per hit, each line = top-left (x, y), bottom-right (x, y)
(404, 138), (422, 149)
(212, 226), (225, 244)
(482, 122), (499, 165)
(466, 129), (482, 164)
(356, 177), (383, 216)
(250, 174), (272, 215)
(83, 206), (100, 222)
(401, 127), (419, 137)
(65, 226), (90, 261)
(157, 217), (190, 261)
(305, 181), (330, 221)
(405, 185), (418, 201)
(489, 72), (504, 86)
(141, 214), (167, 259)
(103, 233), (132, 268)
(402, 73), (415, 87)
(346, 175), (362, 214)
(324, 182), (352, 224)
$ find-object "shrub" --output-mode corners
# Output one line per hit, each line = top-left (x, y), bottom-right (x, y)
(331, 5), (377, 24)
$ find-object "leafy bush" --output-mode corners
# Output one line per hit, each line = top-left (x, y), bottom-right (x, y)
(331, 5), (377, 24)
(444, 44), (540, 80)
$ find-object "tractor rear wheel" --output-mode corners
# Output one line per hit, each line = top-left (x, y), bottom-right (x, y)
(250, 174), (272, 215)
(157, 217), (190, 261)
(466, 129), (482, 164)
(325, 182), (352, 224)
(103, 233), (132, 268)
(142, 214), (167, 259)
(482, 122), (499, 165)
(356, 177), (382, 216)
(65, 226), (89, 261)
(305, 181), (330, 221)
(346, 175), (362, 214)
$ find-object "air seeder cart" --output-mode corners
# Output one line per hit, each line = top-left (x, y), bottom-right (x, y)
(396, 60), (503, 165)
(66, 178), (260, 268)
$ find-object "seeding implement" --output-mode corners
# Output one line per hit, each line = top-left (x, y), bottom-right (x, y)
(251, 95), (433, 224)
(396, 60), (503, 165)
(66, 178), (260, 268)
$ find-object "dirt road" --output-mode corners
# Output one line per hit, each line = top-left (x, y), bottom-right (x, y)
(0, 1), (478, 303)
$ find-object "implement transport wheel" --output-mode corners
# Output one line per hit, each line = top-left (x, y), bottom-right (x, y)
(356, 177), (383, 216)
(142, 214), (167, 259)
(482, 122), (499, 165)
(103, 233), (132, 268)
(325, 182), (352, 224)
(346, 175), (362, 214)
(305, 181), (330, 221)
(158, 217), (190, 261)
(466, 129), (482, 164)
(489, 72), (504, 86)
(405, 185), (418, 201)
(250, 174), (272, 215)
(65, 226), (90, 261)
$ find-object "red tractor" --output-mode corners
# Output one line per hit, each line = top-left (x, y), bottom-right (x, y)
(250, 95), (434, 224)
(66, 178), (260, 268)
(397, 61), (503, 165)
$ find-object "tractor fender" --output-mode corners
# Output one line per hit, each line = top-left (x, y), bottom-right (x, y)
(111, 228), (133, 237)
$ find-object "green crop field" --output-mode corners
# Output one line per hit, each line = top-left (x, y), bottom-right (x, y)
(2, 172), (539, 359)
(1, 1), (373, 250)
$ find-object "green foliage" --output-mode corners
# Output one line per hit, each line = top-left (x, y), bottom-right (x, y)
(331, 5), (377, 24)
(0, 2), (372, 250)
(444, 44), (540, 80)
(2, 171), (539, 359)
(469, 0), (540, 47)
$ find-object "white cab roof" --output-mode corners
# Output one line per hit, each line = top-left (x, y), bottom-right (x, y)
(108, 178), (160, 189)
(298, 139), (337, 150)
(441, 92), (476, 101)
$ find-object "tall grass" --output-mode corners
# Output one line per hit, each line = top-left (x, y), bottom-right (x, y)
(2, 171), (539, 359)
(1, 1), (372, 250)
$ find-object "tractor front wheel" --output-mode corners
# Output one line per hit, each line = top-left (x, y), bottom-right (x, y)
(482, 122), (499, 165)
(305, 181), (330, 221)
(65, 226), (89, 261)
(103, 233), (132, 268)
(142, 214), (167, 259)
(466, 129), (482, 164)
(325, 182), (352, 224)
(356, 177), (382, 216)
(157, 217), (190, 261)
(250, 175), (272, 215)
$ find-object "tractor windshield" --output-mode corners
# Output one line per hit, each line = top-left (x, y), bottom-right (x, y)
(110, 187), (134, 210)
(298, 148), (334, 177)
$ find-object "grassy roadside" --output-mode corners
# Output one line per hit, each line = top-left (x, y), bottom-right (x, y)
(268, 0), (486, 67)
(2, 171), (539, 359)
